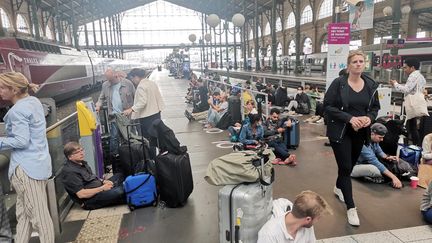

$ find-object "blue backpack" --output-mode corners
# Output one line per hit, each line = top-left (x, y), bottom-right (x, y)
(399, 145), (422, 171)
(123, 173), (157, 211)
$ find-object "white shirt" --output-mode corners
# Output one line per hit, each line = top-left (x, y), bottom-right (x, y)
(131, 78), (165, 119)
(257, 212), (316, 243)
(395, 70), (426, 95)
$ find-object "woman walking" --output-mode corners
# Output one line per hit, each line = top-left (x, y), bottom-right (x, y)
(324, 50), (380, 226)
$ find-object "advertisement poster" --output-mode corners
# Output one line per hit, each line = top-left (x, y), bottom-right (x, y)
(349, 0), (374, 31)
(326, 23), (350, 90)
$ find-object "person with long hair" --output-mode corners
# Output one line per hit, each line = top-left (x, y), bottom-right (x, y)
(324, 50), (380, 226)
(0, 72), (54, 242)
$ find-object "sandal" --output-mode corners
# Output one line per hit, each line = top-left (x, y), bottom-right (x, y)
(284, 155), (297, 166)
(271, 158), (284, 165)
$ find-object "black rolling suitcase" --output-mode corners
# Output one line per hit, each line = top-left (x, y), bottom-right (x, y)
(228, 95), (241, 124)
(118, 123), (152, 176)
(155, 149), (194, 208)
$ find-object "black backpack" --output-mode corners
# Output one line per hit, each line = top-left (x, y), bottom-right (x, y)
(216, 112), (232, 130)
(150, 119), (187, 155)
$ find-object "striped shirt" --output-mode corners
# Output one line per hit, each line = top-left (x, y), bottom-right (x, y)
(1, 96), (52, 180)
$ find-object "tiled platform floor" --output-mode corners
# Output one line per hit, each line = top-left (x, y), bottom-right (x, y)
(54, 69), (430, 243)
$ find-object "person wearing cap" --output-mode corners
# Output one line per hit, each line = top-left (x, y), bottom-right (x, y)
(351, 123), (403, 189)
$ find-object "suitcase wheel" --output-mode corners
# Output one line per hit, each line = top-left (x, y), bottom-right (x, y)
(128, 204), (135, 211)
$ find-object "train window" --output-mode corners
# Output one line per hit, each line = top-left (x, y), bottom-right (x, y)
(30, 41), (37, 51)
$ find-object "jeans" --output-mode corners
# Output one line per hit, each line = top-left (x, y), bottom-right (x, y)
(83, 173), (126, 210)
(208, 110), (222, 126)
(268, 140), (290, 160)
(109, 121), (120, 156)
(422, 209), (432, 224)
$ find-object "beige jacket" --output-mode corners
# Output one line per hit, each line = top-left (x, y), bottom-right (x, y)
(131, 78), (165, 119)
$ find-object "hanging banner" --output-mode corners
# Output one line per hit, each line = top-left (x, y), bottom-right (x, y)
(326, 23), (350, 90)
(349, 0), (374, 31)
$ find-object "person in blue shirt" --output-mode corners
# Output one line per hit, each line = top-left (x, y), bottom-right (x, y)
(239, 113), (264, 145)
(0, 72), (54, 243)
(351, 123), (403, 189)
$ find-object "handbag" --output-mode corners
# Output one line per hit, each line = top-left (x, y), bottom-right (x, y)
(404, 84), (429, 120)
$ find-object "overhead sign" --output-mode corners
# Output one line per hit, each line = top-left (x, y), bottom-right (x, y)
(328, 23), (350, 44)
(326, 23), (350, 90)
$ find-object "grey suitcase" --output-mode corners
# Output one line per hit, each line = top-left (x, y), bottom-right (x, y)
(218, 183), (272, 243)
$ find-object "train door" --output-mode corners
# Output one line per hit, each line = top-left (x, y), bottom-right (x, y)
(0, 52), (7, 73)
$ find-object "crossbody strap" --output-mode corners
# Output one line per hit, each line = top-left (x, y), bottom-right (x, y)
(125, 174), (152, 194)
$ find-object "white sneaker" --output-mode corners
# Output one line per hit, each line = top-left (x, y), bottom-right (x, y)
(333, 186), (345, 202)
(347, 208), (360, 226)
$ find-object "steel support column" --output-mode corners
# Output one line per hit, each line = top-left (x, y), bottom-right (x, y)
(219, 23), (223, 68)
(390, 0), (402, 56)
(104, 17), (109, 57)
(99, 19), (105, 57)
(271, 0), (277, 73)
(242, 0), (247, 70)
(254, 0), (260, 71)
(109, 16), (114, 58)
(294, 0), (301, 74)
(92, 21), (97, 50)
(201, 12), (205, 72)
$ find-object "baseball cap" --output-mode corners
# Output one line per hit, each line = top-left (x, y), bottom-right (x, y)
(371, 123), (387, 136)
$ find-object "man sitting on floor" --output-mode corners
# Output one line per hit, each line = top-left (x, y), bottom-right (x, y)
(264, 108), (296, 165)
(258, 191), (332, 243)
(351, 123), (413, 189)
(61, 142), (126, 210)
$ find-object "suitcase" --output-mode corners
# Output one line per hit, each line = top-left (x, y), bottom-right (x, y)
(155, 150), (194, 207)
(228, 96), (241, 124)
(118, 123), (151, 176)
(285, 118), (300, 149)
(218, 183), (272, 243)
(123, 173), (157, 211)
(218, 150), (273, 243)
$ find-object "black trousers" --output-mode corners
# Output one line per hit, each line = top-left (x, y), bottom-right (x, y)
(330, 128), (365, 209)
(138, 112), (161, 159)
(407, 118), (420, 146)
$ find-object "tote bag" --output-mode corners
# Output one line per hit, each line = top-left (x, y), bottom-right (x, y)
(404, 84), (429, 120)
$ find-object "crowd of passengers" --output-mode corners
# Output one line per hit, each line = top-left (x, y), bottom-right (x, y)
(2, 57), (432, 242)
(183, 71), (328, 166)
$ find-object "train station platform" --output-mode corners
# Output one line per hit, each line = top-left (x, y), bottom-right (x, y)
(49, 69), (430, 242)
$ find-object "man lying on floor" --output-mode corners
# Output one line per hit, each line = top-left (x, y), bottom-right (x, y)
(61, 141), (126, 210)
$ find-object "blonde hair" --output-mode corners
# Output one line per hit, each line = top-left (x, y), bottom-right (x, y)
(0, 72), (39, 94)
(291, 190), (333, 219)
(347, 50), (366, 65)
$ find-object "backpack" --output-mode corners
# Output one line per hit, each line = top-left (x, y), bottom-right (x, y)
(296, 102), (310, 114)
(399, 145), (422, 172)
(216, 112), (232, 130)
(150, 119), (187, 155)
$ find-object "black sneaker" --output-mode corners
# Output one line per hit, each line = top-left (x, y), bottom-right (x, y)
(184, 110), (194, 121)
(362, 176), (385, 184)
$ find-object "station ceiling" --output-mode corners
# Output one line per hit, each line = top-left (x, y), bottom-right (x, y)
(41, 0), (432, 37)
(39, 0), (274, 26)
